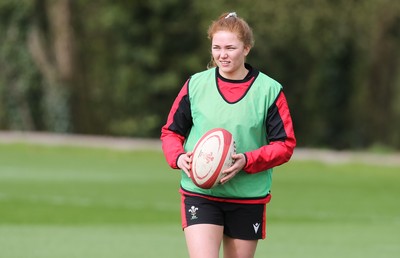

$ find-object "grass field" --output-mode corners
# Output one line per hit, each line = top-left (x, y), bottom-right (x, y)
(0, 143), (399, 258)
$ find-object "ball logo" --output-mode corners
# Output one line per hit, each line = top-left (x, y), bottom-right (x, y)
(199, 150), (214, 164)
(194, 135), (223, 180)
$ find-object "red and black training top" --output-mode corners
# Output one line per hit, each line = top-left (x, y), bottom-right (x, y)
(161, 64), (296, 174)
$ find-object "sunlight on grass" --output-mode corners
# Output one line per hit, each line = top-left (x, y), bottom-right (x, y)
(0, 143), (399, 258)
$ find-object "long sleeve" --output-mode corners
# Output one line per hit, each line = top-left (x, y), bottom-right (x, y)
(244, 91), (296, 173)
(160, 80), (193, 169)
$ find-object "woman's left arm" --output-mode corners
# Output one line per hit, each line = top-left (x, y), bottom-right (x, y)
(243, 91), (296, 174)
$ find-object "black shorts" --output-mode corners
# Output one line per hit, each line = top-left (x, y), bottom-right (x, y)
(181, 195), (267, 240)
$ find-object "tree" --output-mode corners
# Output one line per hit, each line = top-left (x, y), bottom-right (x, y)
(0, 0), (399, 149)
(28, 0), (76, 132)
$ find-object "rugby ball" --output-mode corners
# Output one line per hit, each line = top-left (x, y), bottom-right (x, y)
(190, 128), (236, 189)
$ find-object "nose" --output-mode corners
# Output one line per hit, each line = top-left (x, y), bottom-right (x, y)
(220, 51), (228, 58)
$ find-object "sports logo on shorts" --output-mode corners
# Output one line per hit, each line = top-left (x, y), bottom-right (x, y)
(253, 223), (260, 234)
(188, 206), (199, 220)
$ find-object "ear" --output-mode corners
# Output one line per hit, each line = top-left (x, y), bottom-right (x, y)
(244, 45), (251, 56)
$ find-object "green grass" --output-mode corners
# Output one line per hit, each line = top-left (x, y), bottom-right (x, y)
(0, 143), (399, 257)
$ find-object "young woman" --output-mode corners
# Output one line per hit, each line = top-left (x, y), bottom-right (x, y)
(161, 12), (296, 258)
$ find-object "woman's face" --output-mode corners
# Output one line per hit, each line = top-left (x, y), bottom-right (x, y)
(211, 30), (250, 80)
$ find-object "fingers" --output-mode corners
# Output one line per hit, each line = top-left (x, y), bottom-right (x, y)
(220, 153), (246, 184)
(177, 152), (193, 177)
(179, 152), (245, 184)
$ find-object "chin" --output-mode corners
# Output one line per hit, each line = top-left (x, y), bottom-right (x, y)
(219, 66), (233, 73)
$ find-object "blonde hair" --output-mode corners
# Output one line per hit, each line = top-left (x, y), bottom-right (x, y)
(207, 12), (254, 68)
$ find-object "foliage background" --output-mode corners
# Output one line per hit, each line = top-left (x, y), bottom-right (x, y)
(1, 0), (400, 150)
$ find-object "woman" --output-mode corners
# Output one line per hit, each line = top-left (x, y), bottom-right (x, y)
(161, 12), (296, 258)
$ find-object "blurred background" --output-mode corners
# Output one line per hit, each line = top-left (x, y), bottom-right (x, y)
(1, 2), (399, 257)
(1, 0), (400, 151)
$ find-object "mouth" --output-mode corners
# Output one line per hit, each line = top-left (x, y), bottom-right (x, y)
(219, 61), (230, 66)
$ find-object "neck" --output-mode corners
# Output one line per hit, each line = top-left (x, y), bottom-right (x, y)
(219, 66), (248, 80)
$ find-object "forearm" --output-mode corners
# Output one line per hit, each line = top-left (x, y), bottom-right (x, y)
(161, 128), (186, 169)
(244, 139), (295, 173)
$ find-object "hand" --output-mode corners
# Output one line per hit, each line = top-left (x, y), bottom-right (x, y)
(177, 152), (193, 178)
(220, 153), (246, 184)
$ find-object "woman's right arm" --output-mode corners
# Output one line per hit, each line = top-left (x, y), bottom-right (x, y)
(160, 80), (193, 169)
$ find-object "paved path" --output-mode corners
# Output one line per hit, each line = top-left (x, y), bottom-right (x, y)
(0, 131), (161, 151)
(1, 131), (399, 166)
